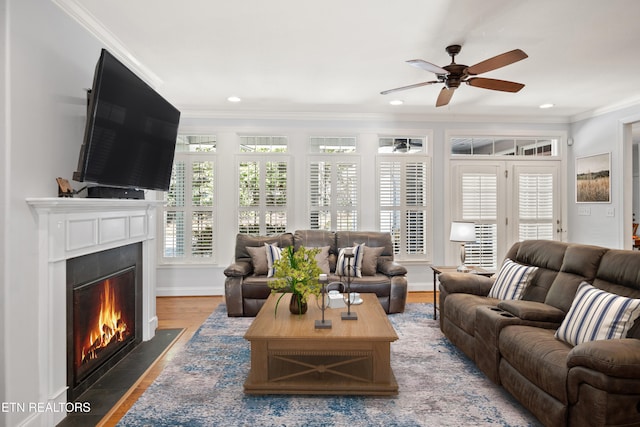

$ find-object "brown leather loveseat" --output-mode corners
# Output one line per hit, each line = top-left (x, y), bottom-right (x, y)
(438, 240), (640, 427)
(224, 230), (408, 317)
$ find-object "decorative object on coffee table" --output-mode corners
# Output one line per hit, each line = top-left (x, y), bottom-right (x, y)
(314, 274), (331, 329)
(268, 246), (322, 316)
(449, 221), (477, 272)
(341, 248), (357, 320)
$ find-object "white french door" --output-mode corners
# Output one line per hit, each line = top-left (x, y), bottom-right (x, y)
(450, 160), (561, 269)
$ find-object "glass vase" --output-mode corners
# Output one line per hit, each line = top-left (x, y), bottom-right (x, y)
(289, 294), (308, 315)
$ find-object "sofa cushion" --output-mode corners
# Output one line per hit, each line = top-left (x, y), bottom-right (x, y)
(336, 243), (365, 277)
(235, 232), (294, 263)
(265, 243), (282, 277)
(543, 244), (608, 312)
(362, 246), (384, 276)
(514, 240), (568, 302)
(246, 245), (269, 275)
(488, 259), (538, 300)
(555, 282), (640, 346)
(336, 231), (394, 263)
(312, 245), (331, 274)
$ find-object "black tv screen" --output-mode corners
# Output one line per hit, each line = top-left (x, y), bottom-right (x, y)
(74, 49), (180, 192)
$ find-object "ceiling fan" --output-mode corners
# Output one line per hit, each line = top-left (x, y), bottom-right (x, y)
(381, 45), (528, 107)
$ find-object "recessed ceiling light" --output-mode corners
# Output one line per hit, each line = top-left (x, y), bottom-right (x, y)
(539, 103), (554, 109)
(389, 100), (404, 106)
(227, 96), (241, 103)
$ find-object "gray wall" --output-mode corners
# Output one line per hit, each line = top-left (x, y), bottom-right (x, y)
(569, 104), (640, 247)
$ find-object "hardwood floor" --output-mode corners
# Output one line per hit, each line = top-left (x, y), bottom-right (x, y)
(98, 291), (434, 426)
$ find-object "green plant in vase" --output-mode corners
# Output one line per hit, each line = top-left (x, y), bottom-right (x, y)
(268, 246), (322, 316)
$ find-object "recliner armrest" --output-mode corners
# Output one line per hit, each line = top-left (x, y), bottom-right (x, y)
(378, 260), (407, 276)
(497, 300), (565, 323)
(567, 338), (640, 378)
(224, 261), (252, 277)
(438, 272), (494, 296)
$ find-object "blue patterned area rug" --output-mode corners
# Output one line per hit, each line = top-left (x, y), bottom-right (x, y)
(117, 303), (541, 427)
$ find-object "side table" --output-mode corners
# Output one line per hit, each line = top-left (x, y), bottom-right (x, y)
(429, 266), (493, 320)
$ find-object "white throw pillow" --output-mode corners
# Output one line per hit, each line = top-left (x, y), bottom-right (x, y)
(265, 243), (282, 278)
(487, 258), (537, 300)
(335, 243), (365, 278)
(555, 282), (640, 346)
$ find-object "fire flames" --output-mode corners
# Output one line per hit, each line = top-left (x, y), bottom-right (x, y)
(80, 280), (129, 364)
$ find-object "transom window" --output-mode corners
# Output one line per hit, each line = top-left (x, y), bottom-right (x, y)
(378, 137), (425, 154)
(451, 137), (558, 156)
(240, 136), (287, 153)
(309, 136), (357, 153)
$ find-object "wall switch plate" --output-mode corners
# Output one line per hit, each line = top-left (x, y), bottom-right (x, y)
(578, 207), (591, 216)
(606, 207), (615, 217)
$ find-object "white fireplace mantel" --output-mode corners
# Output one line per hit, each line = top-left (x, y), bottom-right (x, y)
(25, 197), (163, 426)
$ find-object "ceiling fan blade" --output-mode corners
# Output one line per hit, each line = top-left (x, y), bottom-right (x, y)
(467, 49), (528, 75)
(467, 77), (525, 92)
(436, 87), (455, 107)
(407, 59), (449, 75)
(380, 81), (439, 95)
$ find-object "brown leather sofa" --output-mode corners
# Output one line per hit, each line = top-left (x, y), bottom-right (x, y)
(438, 240), (640, 427)
(224, 230), (408, 317)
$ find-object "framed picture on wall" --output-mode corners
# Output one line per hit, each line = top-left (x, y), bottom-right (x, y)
(576, 152), (611, 203)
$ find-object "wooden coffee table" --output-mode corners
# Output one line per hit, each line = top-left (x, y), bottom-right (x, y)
(243, 293), (399, 395)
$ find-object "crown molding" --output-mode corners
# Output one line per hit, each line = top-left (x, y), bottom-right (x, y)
(570, 96), (640, 123)
(179, 108), (571, 125)
(52, 0), (163, 89)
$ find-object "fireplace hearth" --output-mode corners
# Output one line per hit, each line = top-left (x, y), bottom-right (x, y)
(66, 243), (143, 401)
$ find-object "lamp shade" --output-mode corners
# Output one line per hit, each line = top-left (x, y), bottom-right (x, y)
(450, 221), (477, 242)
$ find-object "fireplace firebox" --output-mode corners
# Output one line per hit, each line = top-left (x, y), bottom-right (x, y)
(66, 243), (143, 401)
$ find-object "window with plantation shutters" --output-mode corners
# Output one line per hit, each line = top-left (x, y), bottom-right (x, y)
(515, 166), (556, 241)
(308, 158), (359, 230)
(238, 154), (289, 236)
(162, 135), (216, 263)
(460, 170), (499, 269)
(378, 156), (430, 260)
(451, 159), (561, 270)
(308, 137), (359, 231)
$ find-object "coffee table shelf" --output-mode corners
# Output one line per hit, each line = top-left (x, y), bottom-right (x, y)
(243, 293), (398, 395)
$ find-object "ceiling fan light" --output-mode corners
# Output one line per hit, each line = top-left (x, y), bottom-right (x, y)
(389, 99), (404, 106)
(539, 103), (554, 109)
(227, 96), (242, 103)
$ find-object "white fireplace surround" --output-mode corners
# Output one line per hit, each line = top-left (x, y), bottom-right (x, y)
(26, 197), (162, 426)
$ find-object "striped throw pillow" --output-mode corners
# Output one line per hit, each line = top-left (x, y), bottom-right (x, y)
(335, 243), (365, 278)
(487, 258), (537, 300)
(265, 243), (282, 278)
(555, 282), (640, 346)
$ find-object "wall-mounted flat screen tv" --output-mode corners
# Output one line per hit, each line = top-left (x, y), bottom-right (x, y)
(73, 49), (180, 193)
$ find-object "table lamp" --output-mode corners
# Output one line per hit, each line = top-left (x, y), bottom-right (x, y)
(450, 221), (476, 272)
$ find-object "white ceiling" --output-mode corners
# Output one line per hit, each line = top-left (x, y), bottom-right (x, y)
(64, 0), (640, 121)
